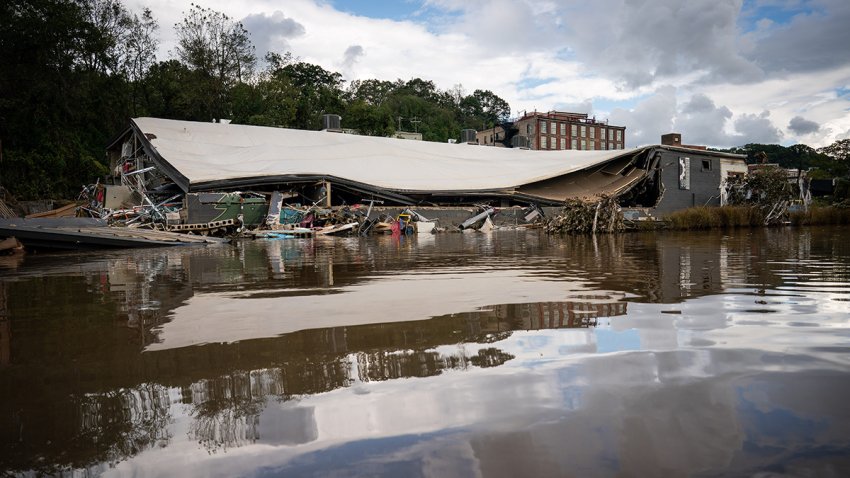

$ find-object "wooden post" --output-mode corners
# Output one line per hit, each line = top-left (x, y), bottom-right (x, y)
(324, 181), (332, 208)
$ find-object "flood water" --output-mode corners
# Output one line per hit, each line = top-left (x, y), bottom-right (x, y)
(1, 227), (849, 477)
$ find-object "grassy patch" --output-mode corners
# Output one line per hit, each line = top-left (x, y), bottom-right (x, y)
(789, 206), (850, 226)
(665, 206), (764, 230)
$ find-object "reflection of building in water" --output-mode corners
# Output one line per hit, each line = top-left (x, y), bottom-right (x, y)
(444, 298), (628, 338)
(66, 343), (512, 458)
(74, 383), (173, 469)
(103, 252), (194, 347)
(492, 300), (628, 330)
(660, 240), (722, 301)
(353, 347), (514, 383)
(593, 233), (728, 303)
(187, 369), (285, 452)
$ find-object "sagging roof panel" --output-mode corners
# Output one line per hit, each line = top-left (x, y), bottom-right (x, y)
(131, 117), (653, 198)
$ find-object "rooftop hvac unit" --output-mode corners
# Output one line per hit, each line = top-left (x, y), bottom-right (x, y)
(461, 129), (477, 144)
(512, 135), (530, 149)
(322, 114), (342, 131)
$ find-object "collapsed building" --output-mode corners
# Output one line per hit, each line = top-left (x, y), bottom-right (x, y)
(101, 118), (747, 230)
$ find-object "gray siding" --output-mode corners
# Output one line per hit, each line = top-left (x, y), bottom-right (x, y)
(653, 150), (723, 215)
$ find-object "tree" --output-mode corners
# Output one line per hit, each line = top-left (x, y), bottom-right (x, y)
(471, 89), (510, 125)
(0, 0), (122, 198)
(818, 139), (850, 161)
(816, 138), (850, 178)
(124, 8), (159, 115)
(174, 4), (256, 120)
(143, 59), (197, 120)
(346, 79), (397, 106)
(228, 56), (298, 127)
(277, 61), (344, 129)
(78, 0), (132, 74)
(344, 100), (394, 136)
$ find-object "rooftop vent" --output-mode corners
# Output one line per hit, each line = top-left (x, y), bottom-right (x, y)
(461, 129), (477, 144)
(322, 114), (342, 132)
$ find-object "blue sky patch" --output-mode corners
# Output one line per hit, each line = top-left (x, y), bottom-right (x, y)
(595, 329), (640, 354)
(330, 0), (425, 21)
(516, 76), (558, 90)
(740, 0), (818, 32)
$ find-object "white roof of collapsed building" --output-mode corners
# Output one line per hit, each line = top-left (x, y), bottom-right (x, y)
(130, 117), (654, 199)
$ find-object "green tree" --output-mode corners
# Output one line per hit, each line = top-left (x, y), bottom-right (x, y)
(0, 0), (126, 198)
(173, 4), (256, 121)
(278, 61), (344, 129)
(124, 8), (159, 115)
(816, 138), (850, 178)
(344, 100), (394, 136)
(346, 79), (397, 106)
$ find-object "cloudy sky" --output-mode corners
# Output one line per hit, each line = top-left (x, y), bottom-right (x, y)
(126, 0), (850, 148)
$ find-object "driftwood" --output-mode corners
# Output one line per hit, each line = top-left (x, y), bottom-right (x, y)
(546, 196), (624, 234)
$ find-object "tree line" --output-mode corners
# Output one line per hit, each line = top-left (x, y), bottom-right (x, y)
(0, 1), (510, 199)
(1, 1), (847, 201)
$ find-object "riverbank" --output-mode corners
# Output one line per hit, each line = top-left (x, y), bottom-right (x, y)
(662, 205), (850, 230)
(547, 204), (850, 233)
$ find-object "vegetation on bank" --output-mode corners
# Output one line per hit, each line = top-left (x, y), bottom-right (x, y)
(664, 206), (766, 230)
(789, 206), (850, 226)
(664, 205), (849, 230)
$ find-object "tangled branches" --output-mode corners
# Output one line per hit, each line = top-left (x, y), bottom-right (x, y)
(546, 196), (624, 234)
(725, 166), (797, 225)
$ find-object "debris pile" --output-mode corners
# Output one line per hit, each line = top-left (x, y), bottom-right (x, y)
(545, 196), (624, 234)
(723, 166), (799, 225)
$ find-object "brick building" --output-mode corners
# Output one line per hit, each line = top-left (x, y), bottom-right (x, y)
(476, 111), (626, 151)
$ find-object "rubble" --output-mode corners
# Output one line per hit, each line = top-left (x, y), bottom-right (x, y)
(545, 196), (625, 234)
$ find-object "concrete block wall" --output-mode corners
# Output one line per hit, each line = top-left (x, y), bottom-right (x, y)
(653, 150), (723, 216)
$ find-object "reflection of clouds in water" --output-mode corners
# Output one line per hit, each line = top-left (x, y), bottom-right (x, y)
(5, 228), (850, 476)
(89, 338), (850, 477)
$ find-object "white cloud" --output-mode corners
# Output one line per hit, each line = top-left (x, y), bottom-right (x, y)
(608, 86), (678, 147)
(122, 0), (850, 147)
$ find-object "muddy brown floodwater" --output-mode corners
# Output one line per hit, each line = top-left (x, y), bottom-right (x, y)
(1, 227), (849, 477)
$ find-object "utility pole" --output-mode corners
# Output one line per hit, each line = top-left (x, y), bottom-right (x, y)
(409, 117), (421, 133)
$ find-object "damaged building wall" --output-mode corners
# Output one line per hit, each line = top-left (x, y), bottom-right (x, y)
(651, 148), (739, 215)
